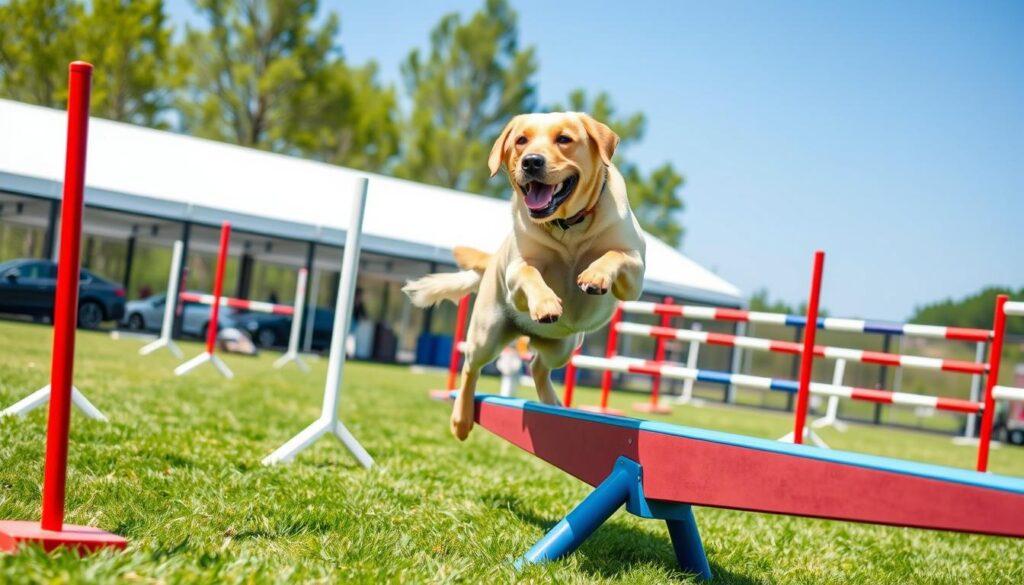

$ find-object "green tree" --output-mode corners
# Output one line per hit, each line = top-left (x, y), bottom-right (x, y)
(80, 0), (172, 125)
(395, 0), (538, 195)
(282, 60), (400, 171)
(911, 286), (1024, 335)
(176, 0), (397, 171)
(555, 89), (686, 247)
(0, 0), (83, 107)
(0, 0), (171, 124)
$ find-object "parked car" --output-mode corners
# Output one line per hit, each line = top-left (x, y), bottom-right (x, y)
(232, 307), (335, 350)
(122, 292), (239, 338)
(0, 258), (125, 328)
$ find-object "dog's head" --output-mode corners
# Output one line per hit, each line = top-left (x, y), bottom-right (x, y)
(489, 112), (619, 223)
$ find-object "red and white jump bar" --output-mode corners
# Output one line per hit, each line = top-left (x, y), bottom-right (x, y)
(179, 292), (295, 316)
(615, 322), (986, 375)
(620, 301), (993, 342)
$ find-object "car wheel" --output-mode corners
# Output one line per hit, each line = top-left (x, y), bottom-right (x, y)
(127, 313), (145, 330)
(1010, 429), (1024, 446)
(256, 328), (277, 347)
(77, 301), (104, 329)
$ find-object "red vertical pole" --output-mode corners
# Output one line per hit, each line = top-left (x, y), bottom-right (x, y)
(205, 222), (231, 355)
(792, 251), (825, 446)
(446, 295), (470, 390)
(598, 305), (623, 410)
(39, 62), (92, 532)
(562, 347), (580, 407)
(977, 294), (1007, 472)
(649, 296), (673, 406)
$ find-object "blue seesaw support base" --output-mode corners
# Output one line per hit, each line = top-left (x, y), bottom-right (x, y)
(516, 456), (712, 580)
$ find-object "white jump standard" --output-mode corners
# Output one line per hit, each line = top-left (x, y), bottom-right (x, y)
(262, 178), (374, 468)
(273, 267), (310, 371)
(138, 240), (185, 358)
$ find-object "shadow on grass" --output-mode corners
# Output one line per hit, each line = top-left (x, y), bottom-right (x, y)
(492, 494), (757, 584)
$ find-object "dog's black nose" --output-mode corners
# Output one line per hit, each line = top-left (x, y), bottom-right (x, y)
(521, 154), (546, 174)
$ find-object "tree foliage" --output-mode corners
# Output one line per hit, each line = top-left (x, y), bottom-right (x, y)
(554, 90), (686, 247)
(0, 0), (171, 124)
(395, 0), (538, 195)
(911, 286), (1024, 335)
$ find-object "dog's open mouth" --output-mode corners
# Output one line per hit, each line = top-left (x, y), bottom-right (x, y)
(520, 174), (578, 219)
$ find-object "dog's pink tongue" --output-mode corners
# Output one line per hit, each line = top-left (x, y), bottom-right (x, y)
(524, 182), (555, 210)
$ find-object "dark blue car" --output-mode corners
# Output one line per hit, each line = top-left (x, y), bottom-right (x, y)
(0, 258), (126, 329)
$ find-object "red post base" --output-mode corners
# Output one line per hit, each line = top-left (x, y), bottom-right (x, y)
(632, 402), (673, 415)
(0, 520), (126, 554)
(578, 405), (625, 416)
(428, 389), (456, 401)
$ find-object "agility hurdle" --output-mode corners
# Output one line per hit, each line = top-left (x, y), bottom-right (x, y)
(174, 221), (234, 378)
(0, 62), (127, 553)
(262, 178), (373, 467)
(471, 393), (1024, 577)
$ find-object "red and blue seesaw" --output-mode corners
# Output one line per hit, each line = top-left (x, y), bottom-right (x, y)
(470, 393), (1024, 580)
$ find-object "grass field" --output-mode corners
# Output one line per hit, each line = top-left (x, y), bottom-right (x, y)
(1, 320), (1023, 583)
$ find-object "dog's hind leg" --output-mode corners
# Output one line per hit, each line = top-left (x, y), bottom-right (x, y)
(450, 309), (516, 441)
(528, 334), (581, 406)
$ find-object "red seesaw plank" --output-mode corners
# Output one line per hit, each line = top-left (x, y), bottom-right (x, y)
(475, 395), (1024, 539)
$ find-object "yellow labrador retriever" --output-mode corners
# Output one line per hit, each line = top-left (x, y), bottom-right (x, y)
(403, 112), (646, 440)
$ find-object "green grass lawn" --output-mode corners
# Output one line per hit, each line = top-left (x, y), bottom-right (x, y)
(1, 320), (1022, 583)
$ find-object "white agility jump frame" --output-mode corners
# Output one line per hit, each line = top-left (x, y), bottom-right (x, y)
(262, 178), (373, 468)
(139, 240), (185, 358)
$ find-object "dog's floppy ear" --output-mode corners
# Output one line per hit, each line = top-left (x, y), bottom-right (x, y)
(488, 117), (519, 177)
(578, 113), (619, 166)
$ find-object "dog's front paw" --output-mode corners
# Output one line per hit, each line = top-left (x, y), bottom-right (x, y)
(450, 411), (474, 441)
(529, 295), (563, 323)
(577, 267), (612, 295)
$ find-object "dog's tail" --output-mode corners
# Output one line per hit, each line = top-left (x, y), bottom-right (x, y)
(403, 246), (493, 307)
(403, 269), (482, 307)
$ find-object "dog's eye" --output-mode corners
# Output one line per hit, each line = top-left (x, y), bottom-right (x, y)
(515, 136), (528, 146)
(556, 135), (573, 144)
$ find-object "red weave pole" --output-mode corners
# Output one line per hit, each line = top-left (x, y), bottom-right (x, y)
(977, 294), (1008, 472)
(205, 222), (231, 354)
(792, 250), (825, 445)
(649, 296), (673, 406)
(562, 347), (580, 407)
(446, 295), (470, 390)
(39, 62), (92, 532)
(598, 305), (623, 409)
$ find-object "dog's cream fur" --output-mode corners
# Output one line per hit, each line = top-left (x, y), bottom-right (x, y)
(403, 112), (646, 440)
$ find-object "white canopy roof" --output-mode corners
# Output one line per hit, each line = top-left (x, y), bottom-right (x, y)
(0, 99), (741, 304)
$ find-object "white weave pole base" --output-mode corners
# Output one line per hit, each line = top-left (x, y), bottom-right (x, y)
(139, 336), (183, 358)
(778, 427), (829, 449)
(273, 351), (309, 372)
(263, 178), (373, 468)
(1, 384), (107, 421)
(140, 240), (185, 360)
(261, 416), (373, 467)
(273, 268), (309, 372)
(174, 351), (234, 379)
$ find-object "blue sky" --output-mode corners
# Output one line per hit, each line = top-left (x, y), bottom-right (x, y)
(165, 1), (1023, 320)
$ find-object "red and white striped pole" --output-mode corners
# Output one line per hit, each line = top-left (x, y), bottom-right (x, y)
(792, 251), (825, 445)
(0, 62), (126, 554)
(977, 294), (1008, 472)
(429, 294), (470, 400)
